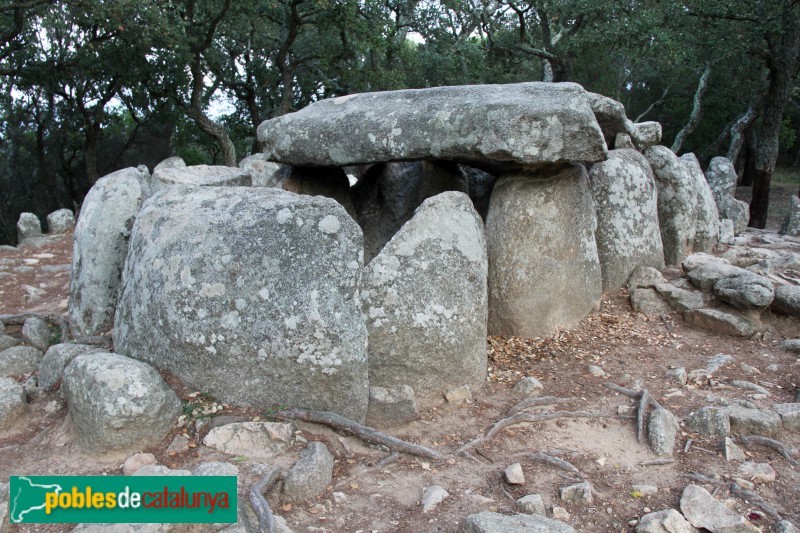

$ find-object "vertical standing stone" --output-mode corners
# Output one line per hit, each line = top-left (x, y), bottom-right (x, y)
(69, 168), (145, 336)
(644, 146), (697, 265)
(589, 149), (664, 291)
(487, 164), (602, 337)
(362, 192), (487, 402)
(681, 153), (720, 253)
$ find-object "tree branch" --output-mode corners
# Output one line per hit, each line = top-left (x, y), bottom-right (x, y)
(671, 64), (712, 154)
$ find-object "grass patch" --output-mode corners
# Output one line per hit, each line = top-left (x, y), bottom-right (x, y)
(773, 167), (800, 185)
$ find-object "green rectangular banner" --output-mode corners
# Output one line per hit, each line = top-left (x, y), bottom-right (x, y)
(9, 476), (237, 524)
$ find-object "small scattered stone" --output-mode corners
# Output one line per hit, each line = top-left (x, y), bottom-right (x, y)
(686, 407), (730, 436)
(559, 482), (593, 506)
(631, 485), (658, 496)
(733, 478), (754, 490)
(332, 492), (348, 505)
(166, 434), (190, 455)
(512, 377), (544, 397)
(587, 365), (607, 378)
(680, 484), (759, 533)
(133, 464), (191, 476)
(636, 509), (698, 533)
(422, 485), (449, 513)
(0, 377), (26, 429)
(724, 404), (782, 437)
(365, 385), (420, 429)
(504, 463), (525, 485)
(666, 368), (687, 386)
(0, 346), (44, 377)
(203, 422), (295, 459)
(737, 462), (776, 484)
(552, 506), (571, 521)
(122, 453), (157, 476)
(282, 442), (335, 502)
(649, 407), (679, 456)
(192, 462), (239, 477)
(464, 511), (575, 533)
(516, 494), (545, 516)
(722, 437), (746, 461)
(772, 403), (800, 429)
(444, 385), (472, 403)
(308, 503), (326, 515)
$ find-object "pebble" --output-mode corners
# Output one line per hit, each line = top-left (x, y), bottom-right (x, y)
(512, 376), (544, 397)
(552, 506), (570, 521)
(587, 364), (607, 377)
(504, 463), (525, 485)
(444, 385), (471, 403)
(422, 485), (449, 513)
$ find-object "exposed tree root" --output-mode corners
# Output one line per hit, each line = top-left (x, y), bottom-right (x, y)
(455, 411), (622, 454)
(730, 482), (783, 521)
(249, 466), (284, 533)
(640, 459), (675, 466)
(739, 435), (800, 466)
(637, 390), (650, 445)
(507, 396), (578, 416)
(513, 452), (583, 479)
(277, 408), (445, 461)
(72, 336), (113, 349)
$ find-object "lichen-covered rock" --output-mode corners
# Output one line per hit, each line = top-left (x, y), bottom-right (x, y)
(69, 167), (146, 337)
(114, 186), (369, 421)
(636, 509), (699, 533)
(782, 195), (800, 236)
(63, 353), (182, 452)
(258, 82), (607, 168)
(22, 316), (52, 351)
(203, 422), (294, 459)
(281, 166), (357, 219)
(153, 156), (186, 172)
(365, 385), (419, 429)
(589, 149), (664, 290)
(151, 165), (251, 194)
(363, 192), (487, 402)
(655, 283), (707, 312)
(706, 157), (749, 234)
(352, 162), (467, 262)
(772, 403), (800, 429)
(0, 346), (44, 377)
(724, 404), (782, 436)
(648, 407), (679, 456)
(644, 146), (697, 265)
(634, 122), (662, 148)
(680, 485), (759, 533)
(487, 165), (601, 337)
(238, 153), (285, 188)
(684, 308), (758, 337)
(46, 209), (76, 234)
(17, 212), (42, 241)
(687, 262), (751, 291)
(719, 219), (735, 244)
(282, 442), (334, 502)
(681, 153), (719, 253)
(37, 343), (103, 390)
(0, 377), (26, 429)
(772, 285), (800, 317)
(713, 273), (774, 309)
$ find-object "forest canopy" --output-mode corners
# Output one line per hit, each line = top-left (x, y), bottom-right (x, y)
(1, 0), (798, 244)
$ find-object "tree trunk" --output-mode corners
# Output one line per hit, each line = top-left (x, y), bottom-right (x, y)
(726, 103), (759, 164)
(740, 127), (757, 187)
(84, 122), (100, 185)
(749, 20), (798, 228)
(186, 106), (236, 167)
(671, 64), (711, 154)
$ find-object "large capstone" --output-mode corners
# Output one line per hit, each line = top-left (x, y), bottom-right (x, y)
(362, 191), (487, 402)
(644, 146), (697, 265)
(114, 186), (369, 422)
(487, 165), (602, 337)
(681, 153), (719, 253)
(589, 149), (664, 291)
(258, 82), (607, 168)
(63, 353), (181, 452)
(69, 168), (146, 336)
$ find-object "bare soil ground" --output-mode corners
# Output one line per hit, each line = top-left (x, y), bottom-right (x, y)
(1, 209), (799, 532)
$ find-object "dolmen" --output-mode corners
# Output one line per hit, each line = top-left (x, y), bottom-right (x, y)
(69, 81), (725, 423)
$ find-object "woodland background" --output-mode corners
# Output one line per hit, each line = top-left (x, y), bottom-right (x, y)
(1, 0), (798, 245)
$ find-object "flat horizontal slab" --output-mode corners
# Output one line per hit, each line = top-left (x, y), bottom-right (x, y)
(258, 82), (607, 168)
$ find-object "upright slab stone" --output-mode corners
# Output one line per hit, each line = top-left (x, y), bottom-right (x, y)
(352, 162), (467, 262)
(239, 153), (285, 188)
(644, 146), (697, 265)
(69, 168), (145, 337)
(363, 192), (487, 402)
(681, 153), (720, 253)
(46, 209), (76, 234)
(589, 149), (664, 290)
(114, 186), (369, 422)
(258, 82), (607, 168)
(707, 157), (749, 234)
(487, 165), (602, 337)
(782, 195), (800, 237)
(281, 166), (357, 220)
(151, 165), (251, 194)
(17, 212), (42, 241)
